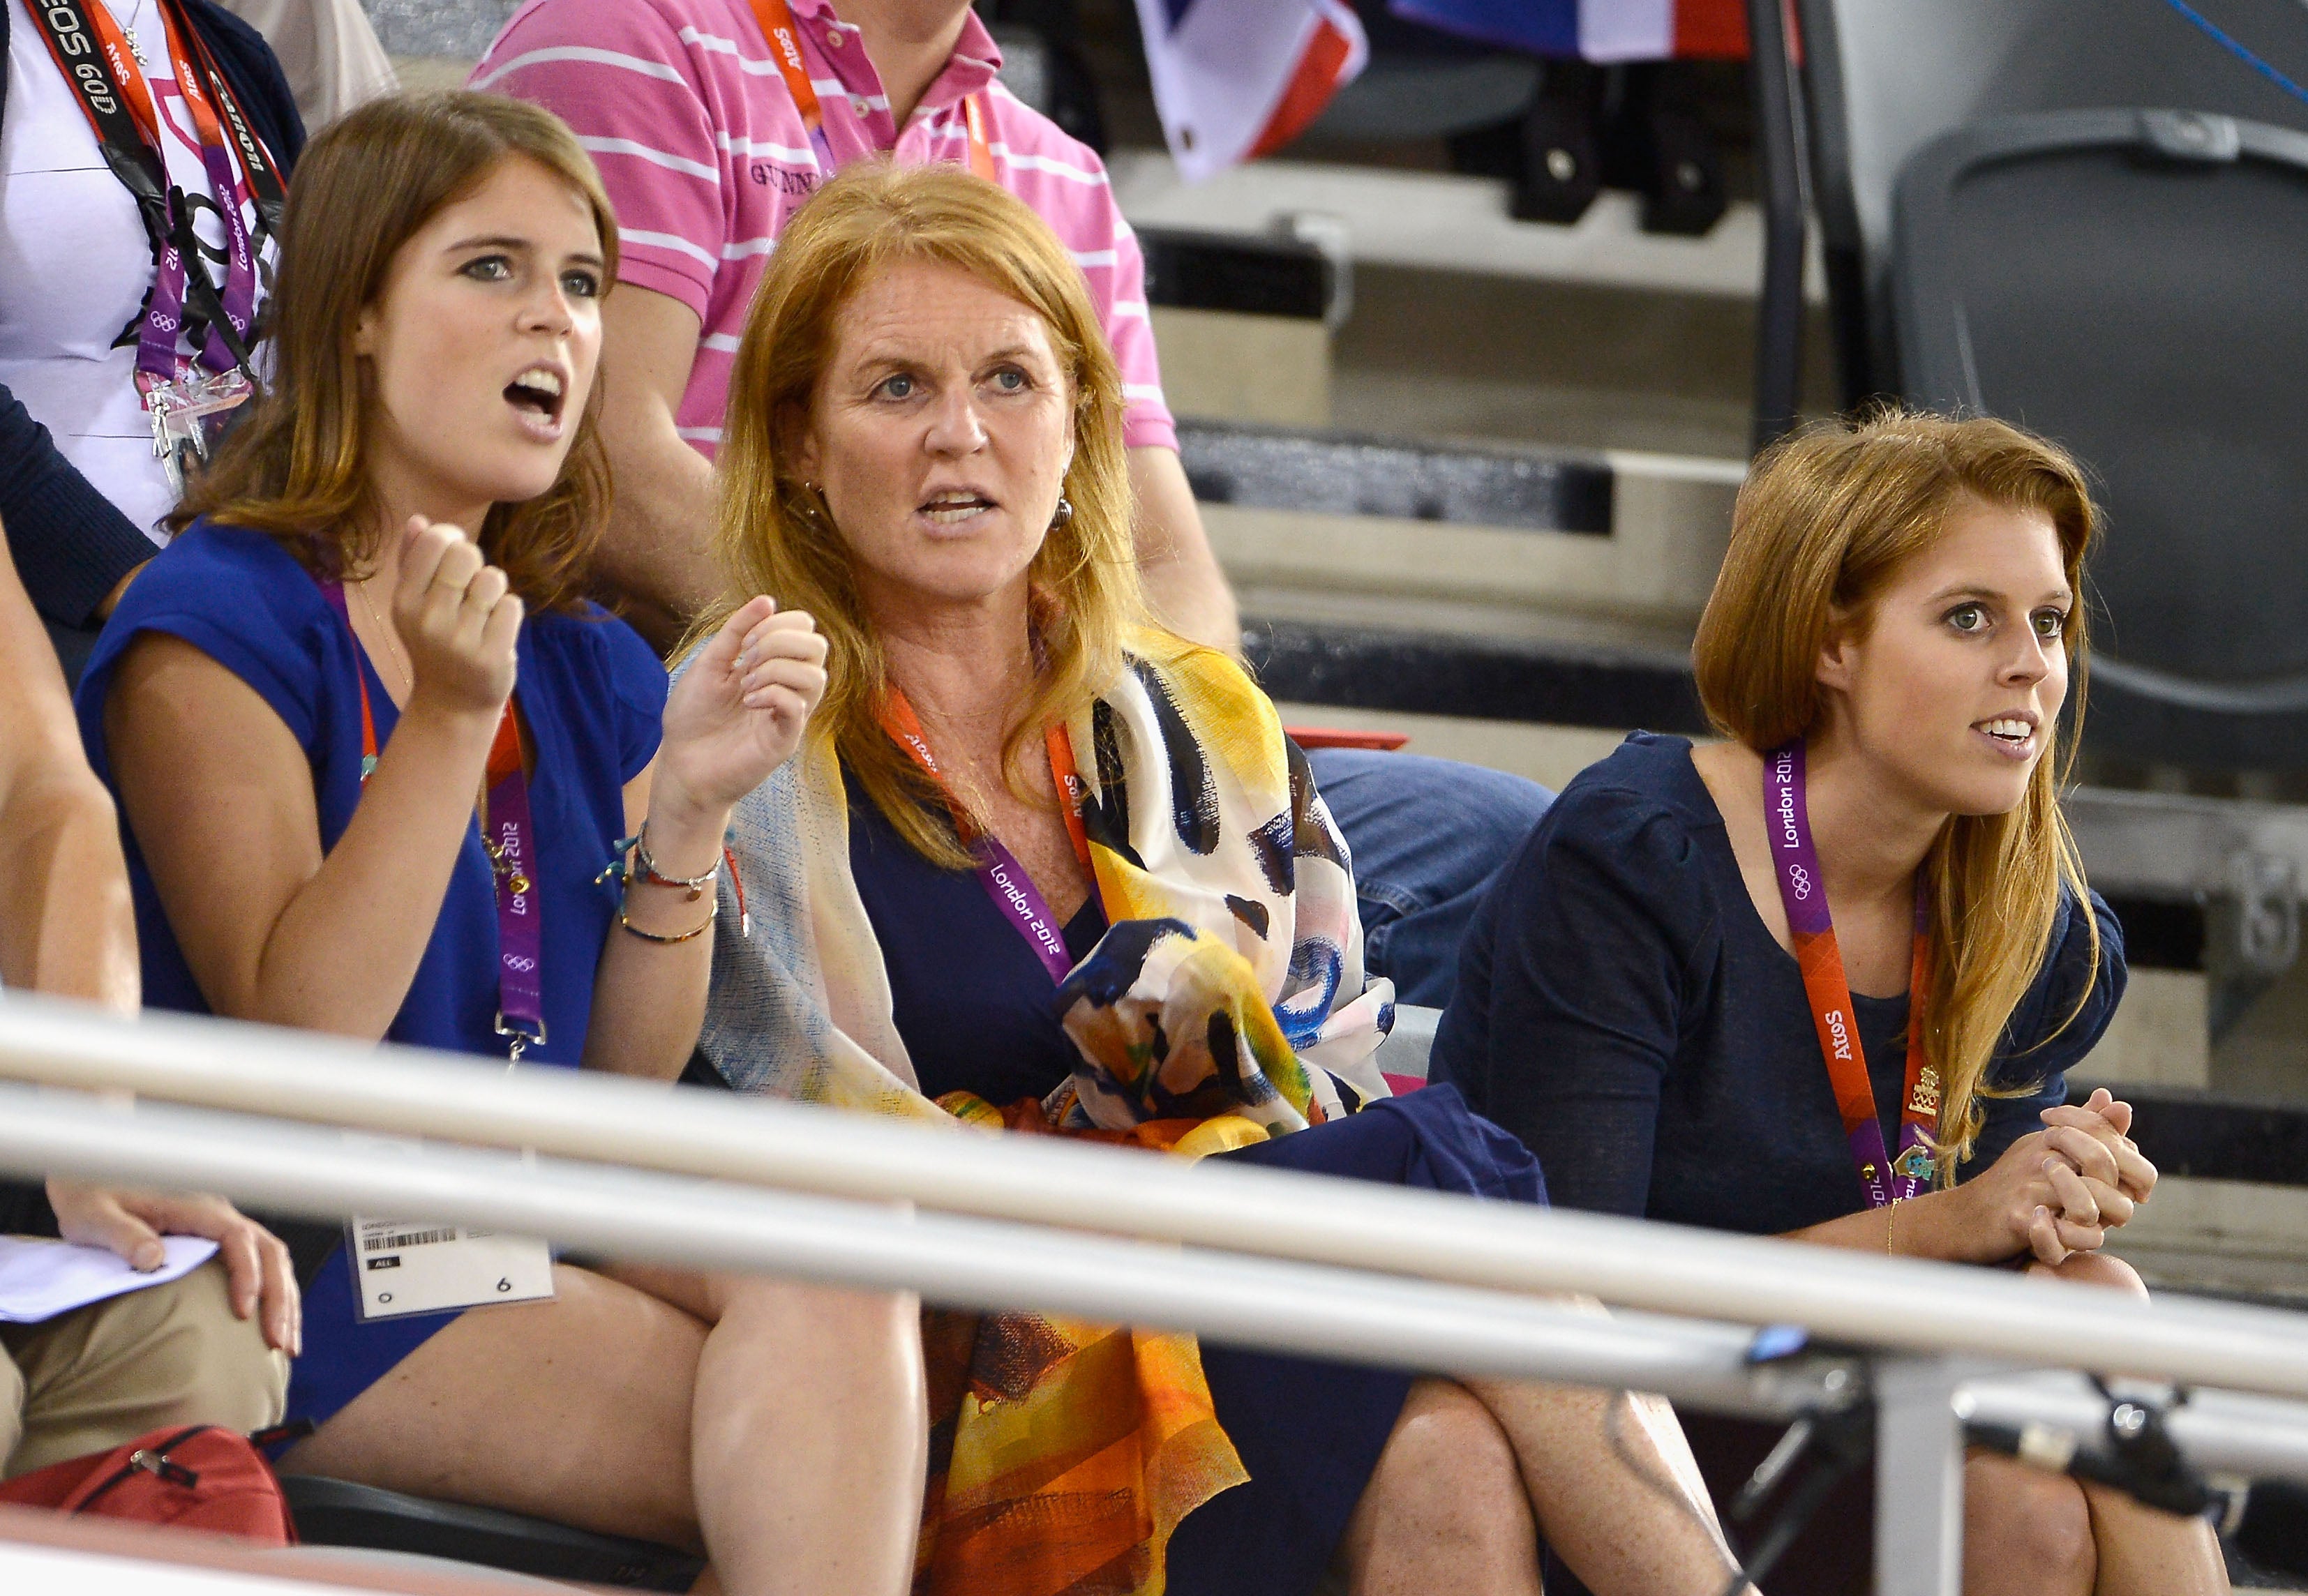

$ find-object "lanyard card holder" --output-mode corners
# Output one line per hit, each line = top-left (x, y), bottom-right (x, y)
(347, 1216), (555, 1321)
(147, 366), (253, 499)
(339, 1136), (555, 1322)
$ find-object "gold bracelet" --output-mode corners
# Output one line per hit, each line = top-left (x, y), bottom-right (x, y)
(1886, 1199), (1898, 1258)
(617, 901), (717, 944)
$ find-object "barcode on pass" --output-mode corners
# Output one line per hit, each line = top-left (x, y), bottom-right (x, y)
(364, 1228), (457, 1252)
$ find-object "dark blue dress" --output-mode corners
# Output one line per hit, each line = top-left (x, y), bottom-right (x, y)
(1433, 732), (2126, 1234)
(839, 784), (1548, 1596)
(75, 520), (668, 1429)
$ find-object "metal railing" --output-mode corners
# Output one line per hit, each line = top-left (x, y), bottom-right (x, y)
(0, 991), (2302, 1595)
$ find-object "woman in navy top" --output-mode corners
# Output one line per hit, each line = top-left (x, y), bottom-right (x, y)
(1436, 412), (2225, 1596)
(1436, 730), (2122, 1236)
(76, 93), (927, 1593)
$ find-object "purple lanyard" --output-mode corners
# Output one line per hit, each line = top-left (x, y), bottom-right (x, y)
(879, 692), (1079, 986)
(1764, 741), (1939, 1208)
(23, 0), (273, 389)
(322, 578), (546, 1062)
(975, 836), (1078, 985)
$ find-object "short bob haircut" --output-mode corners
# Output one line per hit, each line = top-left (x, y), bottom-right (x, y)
(700, 160), (1155, 870)
(172, 91), (618, 612)
(1692, 408), (2099, 1175)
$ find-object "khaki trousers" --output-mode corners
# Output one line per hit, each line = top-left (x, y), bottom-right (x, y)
(0, 1254), (287, 1478)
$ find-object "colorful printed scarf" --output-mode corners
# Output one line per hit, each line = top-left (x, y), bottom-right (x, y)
(697, 638), (1394, 1596)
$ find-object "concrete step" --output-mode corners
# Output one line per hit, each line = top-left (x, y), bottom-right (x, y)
(1187, 422), (1744, 644)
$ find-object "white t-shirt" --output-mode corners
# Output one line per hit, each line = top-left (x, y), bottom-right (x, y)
(0, 0), (278, 543)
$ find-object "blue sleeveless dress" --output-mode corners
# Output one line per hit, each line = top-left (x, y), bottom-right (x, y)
(75, 520), (669, 1429)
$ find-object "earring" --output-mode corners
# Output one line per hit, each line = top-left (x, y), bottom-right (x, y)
(1049, 496), (1074, 532)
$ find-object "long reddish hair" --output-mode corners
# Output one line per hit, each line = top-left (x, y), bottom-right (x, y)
(1691, 409), (2099, 1174)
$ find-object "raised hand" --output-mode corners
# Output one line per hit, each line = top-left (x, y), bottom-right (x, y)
(392, 515), (522, 718)
(657, 596), (830, 816)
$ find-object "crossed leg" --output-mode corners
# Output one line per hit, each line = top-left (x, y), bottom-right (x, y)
(1330, 1373), (1739, 1596)
(282, 1262), (926, 1596)
(1964, 1251), (2228, 1596)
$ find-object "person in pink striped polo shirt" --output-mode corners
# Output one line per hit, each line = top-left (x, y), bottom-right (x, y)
(470, 0), (1229, 652)
(475, 0), (1558, 1016)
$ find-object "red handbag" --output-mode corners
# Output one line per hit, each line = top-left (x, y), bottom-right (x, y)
(0, 1424), (295, 1544)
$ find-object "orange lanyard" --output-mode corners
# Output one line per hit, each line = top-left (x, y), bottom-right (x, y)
(879, 689), (1090, 871)
(744, 0), (995, 179)
(881, 689), (1093, 981)
(69, 0), (234, 162)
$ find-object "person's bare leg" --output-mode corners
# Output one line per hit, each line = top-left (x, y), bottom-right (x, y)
(1964, 1453), (2095, 1596)
(283, 1265), (707, 1545)
(2016, 1253), (2231, 1595)
(1462, 1373), (1746, 1596)
(1327, 1378), (1542, 1596)
(284, 1263), (924, 1595)
(687, 1272), (925, 1596)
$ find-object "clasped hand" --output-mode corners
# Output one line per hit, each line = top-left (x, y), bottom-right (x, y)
(1968, 1087), (2157, 1266)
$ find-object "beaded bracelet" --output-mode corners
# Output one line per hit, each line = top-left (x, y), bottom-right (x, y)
(631, 822), (719, 900)
(599, 825), (747, 942)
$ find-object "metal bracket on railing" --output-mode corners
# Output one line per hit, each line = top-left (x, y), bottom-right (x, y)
(1874, 1357), (1977, 1596)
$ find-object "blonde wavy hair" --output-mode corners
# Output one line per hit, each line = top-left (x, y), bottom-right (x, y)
(698, 160), (1156, 869)
(1691, 409), (2100, 1177)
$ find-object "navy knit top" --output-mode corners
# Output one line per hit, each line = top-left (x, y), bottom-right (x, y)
(1432, 732), (2124, 1234)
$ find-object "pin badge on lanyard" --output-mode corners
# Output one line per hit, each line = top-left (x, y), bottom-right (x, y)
(1764, 741), (1941, 1208)
(745, 0), (997, 181)
(24, 0), (285, 498)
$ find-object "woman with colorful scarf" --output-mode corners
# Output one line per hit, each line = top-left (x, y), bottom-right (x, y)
(683, 160), (1757, 1596)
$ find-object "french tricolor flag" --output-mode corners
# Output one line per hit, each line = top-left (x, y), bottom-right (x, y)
(1389, 0), (1748, 61)
(1131, 0), (1368, 182)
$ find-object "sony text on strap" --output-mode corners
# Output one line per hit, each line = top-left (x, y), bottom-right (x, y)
(22, 0), (287, 491)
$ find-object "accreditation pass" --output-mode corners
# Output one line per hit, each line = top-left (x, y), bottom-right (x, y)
(349, 1217), (555, 1321)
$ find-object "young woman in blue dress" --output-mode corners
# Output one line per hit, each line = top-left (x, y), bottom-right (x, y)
(75, 93), (925, 1595)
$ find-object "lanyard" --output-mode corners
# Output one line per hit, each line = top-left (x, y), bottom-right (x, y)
(744, 0), (996, 180)
(320, 580), (547, 1062)
(880, 689), (1091, 985)
(1763, 741), (1940, 1208)
(23, 0), (283, 389)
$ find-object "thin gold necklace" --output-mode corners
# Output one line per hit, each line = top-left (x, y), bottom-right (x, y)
(354, 579), (413, 697)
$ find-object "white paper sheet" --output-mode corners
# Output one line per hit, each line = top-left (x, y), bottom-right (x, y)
(0, 1235), (221, 1324)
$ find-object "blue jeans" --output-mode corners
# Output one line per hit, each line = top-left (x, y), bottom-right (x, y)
(1305, 748), (1554, 1009)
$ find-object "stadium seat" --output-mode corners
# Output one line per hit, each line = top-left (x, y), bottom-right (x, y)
(1892, 107), (2308, 771)
(1793, 0), (2308, 403)
(280, 1475), (705, 1591)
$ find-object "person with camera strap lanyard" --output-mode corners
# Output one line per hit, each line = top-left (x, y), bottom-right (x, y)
(0, 0), (299, 679)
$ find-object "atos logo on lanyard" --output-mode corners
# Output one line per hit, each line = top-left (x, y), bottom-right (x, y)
(1763, 739), (1940, 1209)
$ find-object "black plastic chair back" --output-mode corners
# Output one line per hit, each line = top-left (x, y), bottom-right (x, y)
(1795, 0), (2308, 401)
(1894, 107), (2308, 770)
